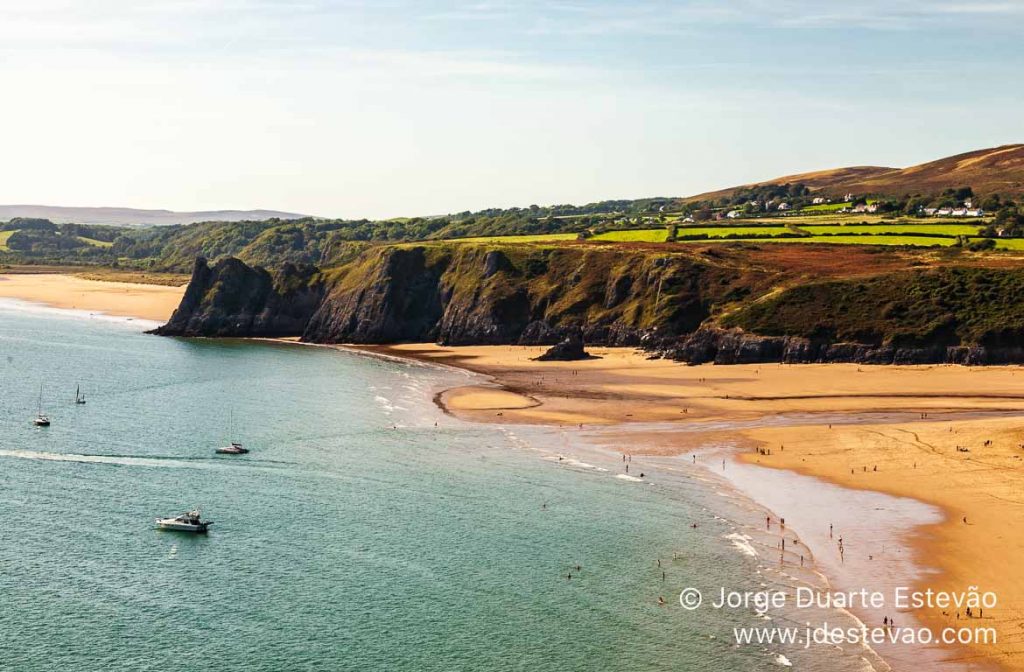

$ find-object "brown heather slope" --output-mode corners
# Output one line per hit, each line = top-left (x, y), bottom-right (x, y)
(839, 144), (1024, 197)
(684, 144), (1024, 202)
(682, 165), (895, 203)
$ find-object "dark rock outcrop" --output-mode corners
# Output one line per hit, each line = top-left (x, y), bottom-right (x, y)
(533, 329), (595, 361)
(645, 327), (1024, 365)
(150, 257), (323, 337)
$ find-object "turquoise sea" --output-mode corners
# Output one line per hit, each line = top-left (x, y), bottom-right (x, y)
(0, 302), (879, 671)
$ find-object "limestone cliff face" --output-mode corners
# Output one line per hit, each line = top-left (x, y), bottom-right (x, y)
(298, 245), (756, 346)
(151, 257), (324, 337)
(154, 246), (1024, 365)
(155, 245), (750, 346)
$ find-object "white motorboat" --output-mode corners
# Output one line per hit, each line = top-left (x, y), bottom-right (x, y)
(155, 509), (212, 533)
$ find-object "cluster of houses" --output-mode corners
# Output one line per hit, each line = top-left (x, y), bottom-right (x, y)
(682, 191), (991, 223)
(921, 205), (985, 217)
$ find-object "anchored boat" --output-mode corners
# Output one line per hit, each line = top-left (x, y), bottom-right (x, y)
(33, 384), (50, 427)
(155, 509), (212, 533)
(215, 409), (249, 454)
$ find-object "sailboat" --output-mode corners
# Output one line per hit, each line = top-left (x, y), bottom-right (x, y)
(33, 384), (50, 426)
(75, 384), (86, 405)
(216, 409), (249, 454)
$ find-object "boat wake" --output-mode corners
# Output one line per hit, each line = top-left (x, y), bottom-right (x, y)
(0, 449), (291, 469)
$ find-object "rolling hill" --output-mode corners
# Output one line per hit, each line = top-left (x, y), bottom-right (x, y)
(0, 205), (309, 227)
(684, 144), (1024, 202)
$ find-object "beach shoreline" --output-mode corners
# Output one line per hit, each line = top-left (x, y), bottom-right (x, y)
(358, 343), (1023, 671)
(0, 273), (185, 322)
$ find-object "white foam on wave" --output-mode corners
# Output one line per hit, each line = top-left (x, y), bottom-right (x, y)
(615, 474), (644, 482)
(373, 395), (395, 412)
(724, 532), (759, 558)
(774, 653), (792, 667)
(0, 297), (161, 330)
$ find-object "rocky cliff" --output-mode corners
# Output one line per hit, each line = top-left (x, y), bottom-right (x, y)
(151, 257), (324, 337)
(155, 244), (760, 346)
(154, 244), (1024, 364)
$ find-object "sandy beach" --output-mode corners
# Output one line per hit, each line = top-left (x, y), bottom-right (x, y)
(0, 273), (185, 322)
(363, 343), (1024, 671)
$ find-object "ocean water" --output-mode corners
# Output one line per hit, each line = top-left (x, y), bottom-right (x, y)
(0, 302), (880, 671)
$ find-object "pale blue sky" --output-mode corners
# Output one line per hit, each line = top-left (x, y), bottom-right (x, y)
(0, 1), (1021, 218)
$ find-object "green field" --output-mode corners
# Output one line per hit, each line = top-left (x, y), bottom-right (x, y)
(445, 233), (578, 244)
(743, 214), (890, 225)
(800, 223), (981, 236)
(594, 228), (965, 247)
(594, 227), (794, 242)
(0, 230), (13, 251)
(995, 239), (1024, 250)
(436, 221), (998, 250)
(76, 236), (115, 248)
(592, 229), (668, 242)
(801, 202), (852, 212)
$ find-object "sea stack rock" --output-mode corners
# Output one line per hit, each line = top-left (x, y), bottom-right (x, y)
(533, 328), (595, 361)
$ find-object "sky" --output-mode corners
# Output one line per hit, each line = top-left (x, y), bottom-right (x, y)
(0, 1), (1021, 219)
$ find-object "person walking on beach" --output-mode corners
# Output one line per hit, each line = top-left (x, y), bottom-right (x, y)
(829, 523), (833, 538)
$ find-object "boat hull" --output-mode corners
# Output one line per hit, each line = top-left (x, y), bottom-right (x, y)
(216, 446), (249, 454)
(156, 520), (211, 533)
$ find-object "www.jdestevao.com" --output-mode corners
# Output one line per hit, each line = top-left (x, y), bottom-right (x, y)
(677, 586), (997, 648)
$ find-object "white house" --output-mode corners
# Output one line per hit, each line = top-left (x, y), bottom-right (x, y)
(777, 202), (791, 211)
(812, 197), (828, 205)
(966, 208), (985, 217)
(937, 208), (953, 216)
(952, 208), (968, 217)
(843, 193), (855, 202)
(725, 210), (742, 219)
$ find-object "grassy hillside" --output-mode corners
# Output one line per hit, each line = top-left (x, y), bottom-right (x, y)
(723, 267), (1024, 348)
